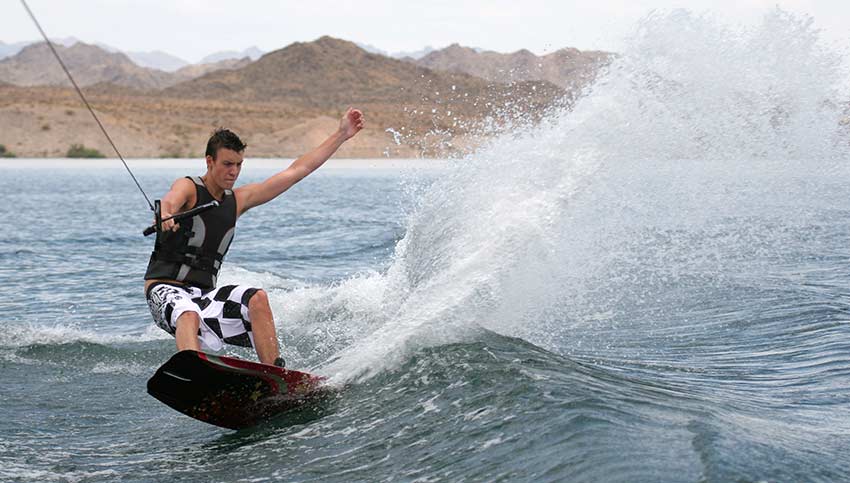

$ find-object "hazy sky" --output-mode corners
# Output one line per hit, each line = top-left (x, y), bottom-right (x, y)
(2, 0), (847, 62)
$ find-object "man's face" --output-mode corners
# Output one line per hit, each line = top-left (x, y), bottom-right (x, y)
(206, 148), (243, 189)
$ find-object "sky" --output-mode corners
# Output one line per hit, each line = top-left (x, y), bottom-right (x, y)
(2, 0), (848, 62)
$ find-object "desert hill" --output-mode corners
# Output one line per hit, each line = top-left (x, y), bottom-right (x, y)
(0, 37), (580, 159)
(164, 36), (510, 105)
(0, 83), (421, 158)
(163, 36), (563, 138)
(0, 42), (256, 90)
(126, 49), (190, 72)
(171, 57), (253, 83)
(0, 42), (174, 90)
(0, 37), (80, 59)
(415, 44), (610, 89)
(200, 47), (264, 64)
(0, 40), (28, 59)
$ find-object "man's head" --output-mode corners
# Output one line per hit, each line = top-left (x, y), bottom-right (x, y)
(205, 128), (246, 190)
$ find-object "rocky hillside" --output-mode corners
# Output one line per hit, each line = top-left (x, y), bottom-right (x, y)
(165, 36), (493, 105)
(0, 42), (256, 90)
(200, 47), (264, 63)
(0, 42), (174, 89)
(415, 44), (611, 89)
(0, 40), (29, 59)
(126, 50), (190, 72)
(171, 57), (253, 83)
(164, 37), (563, 142)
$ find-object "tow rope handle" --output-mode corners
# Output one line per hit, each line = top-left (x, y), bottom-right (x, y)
(153, 200), (162, 236)
(142, 200), (220, 237)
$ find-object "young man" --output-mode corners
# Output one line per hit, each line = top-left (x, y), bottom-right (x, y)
(144, 108), (364, 366)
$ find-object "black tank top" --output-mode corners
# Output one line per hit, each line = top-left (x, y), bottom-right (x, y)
(144, 176), (237, 289)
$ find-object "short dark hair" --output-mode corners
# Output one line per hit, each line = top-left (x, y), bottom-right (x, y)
(205, 128), (247, 159)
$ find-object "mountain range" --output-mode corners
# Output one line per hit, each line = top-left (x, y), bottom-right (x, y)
(414, 44), (609, 89)
(199, 47), (264, 64)
(0, 42), (254, 90)
(0, 36), (609, 158)
(0, 38), (263, 71)
(124, 50), (190, 72)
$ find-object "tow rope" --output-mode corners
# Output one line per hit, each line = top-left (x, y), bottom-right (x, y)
(20, 0), (219, 235)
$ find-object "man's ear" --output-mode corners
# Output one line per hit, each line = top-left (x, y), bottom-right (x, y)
(205, 155), (214, 170)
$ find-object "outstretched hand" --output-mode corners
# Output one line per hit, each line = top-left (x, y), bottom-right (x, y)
(339, 108), (365, 140)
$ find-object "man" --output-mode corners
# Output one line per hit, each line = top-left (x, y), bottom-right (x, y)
(145, 108), (364, 367)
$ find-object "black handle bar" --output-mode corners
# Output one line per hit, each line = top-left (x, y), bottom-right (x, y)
(142, 201), (220, 236)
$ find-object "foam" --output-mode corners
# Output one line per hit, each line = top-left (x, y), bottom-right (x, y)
(0, 322), (169, 349)
(0, 464), (119, 483)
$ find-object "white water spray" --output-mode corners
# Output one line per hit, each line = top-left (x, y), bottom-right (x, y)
(266, 9), (850, 382)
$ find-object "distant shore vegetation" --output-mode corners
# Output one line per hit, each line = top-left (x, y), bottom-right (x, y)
(0, 144), (16, 158)
(66, 144), (106, 158)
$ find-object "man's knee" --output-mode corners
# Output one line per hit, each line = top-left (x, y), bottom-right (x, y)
(174, 311), (202, 351)
(176, 311), (201, 330)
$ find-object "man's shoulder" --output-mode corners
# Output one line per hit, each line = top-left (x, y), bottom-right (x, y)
(170, 177), (198, 192)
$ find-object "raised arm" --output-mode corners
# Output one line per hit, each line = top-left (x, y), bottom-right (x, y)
(235, 108), (364, 216)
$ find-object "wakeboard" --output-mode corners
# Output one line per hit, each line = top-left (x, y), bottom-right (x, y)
(147, 350), (326, 430)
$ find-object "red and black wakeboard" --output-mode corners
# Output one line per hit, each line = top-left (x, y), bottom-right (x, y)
(147, 350), (327, 430)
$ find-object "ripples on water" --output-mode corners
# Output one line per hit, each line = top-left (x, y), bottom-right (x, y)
(3, 8), (850, 482)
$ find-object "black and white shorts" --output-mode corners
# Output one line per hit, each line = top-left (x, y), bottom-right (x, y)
(146, 282), (261, 351)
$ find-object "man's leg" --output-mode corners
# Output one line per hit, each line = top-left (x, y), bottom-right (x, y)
(247, 289), (280, 365)
(147, 283), (204, 351)
(174, 311), (201, 351)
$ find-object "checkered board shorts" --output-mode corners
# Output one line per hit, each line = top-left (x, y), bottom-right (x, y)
(146, 282), (260, 352)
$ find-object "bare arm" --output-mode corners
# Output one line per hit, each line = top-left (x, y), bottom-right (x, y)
(235, 108), (365, 216)
(159, 177), (196, 232)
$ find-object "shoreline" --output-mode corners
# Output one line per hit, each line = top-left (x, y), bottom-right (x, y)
(2, 157), (452, 170)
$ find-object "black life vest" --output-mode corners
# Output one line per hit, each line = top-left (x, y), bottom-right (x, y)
(144, 176), (237, 289)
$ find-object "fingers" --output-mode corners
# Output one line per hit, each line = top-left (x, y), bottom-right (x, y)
(342, 107), (364, 136)
(352, 109), (364, 128)
(158, 216), (180, 232)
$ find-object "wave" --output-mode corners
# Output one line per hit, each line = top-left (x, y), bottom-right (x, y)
(0, 323), (169, 350)
(0, 321), (172, 375)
